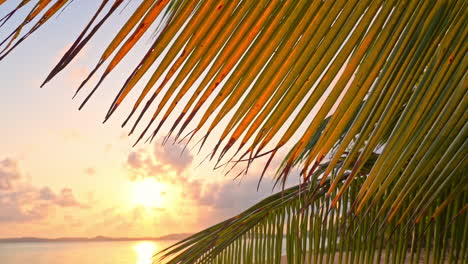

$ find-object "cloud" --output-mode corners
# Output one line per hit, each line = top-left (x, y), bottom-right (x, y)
(84, 167), (96, 175)
(182, 155), (301, 217)
(39, 187), (56, 200)
(55, 188), (83, 207)
(0, 198), (51, 222)
(127, 152), (143, 169)
(183, 178), (270, 212)
(0, 184), (53, 222)
(0, 157), (88, 223)
(153, 140), (193, 172)
(0, 158), (21, 190)
(123, 140), (299, 228)
(125, 138), (193, 181)
(38, 187), (83, 207)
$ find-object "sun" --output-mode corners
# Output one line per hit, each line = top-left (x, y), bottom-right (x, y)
(132, 178), (167, 208)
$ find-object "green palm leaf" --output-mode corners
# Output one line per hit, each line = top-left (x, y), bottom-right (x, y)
(1, 0), (466, 263)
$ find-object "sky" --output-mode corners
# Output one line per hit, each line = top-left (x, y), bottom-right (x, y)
(0, 1), (301, 238)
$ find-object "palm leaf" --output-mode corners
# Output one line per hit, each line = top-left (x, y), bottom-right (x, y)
(156, 153), (466, 263)
(1, 0), (466, 263)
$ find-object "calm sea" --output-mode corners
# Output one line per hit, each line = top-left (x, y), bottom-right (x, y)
(0, 240), (178, 264)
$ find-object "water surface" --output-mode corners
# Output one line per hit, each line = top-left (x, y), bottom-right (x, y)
(0, 240), (177, 264)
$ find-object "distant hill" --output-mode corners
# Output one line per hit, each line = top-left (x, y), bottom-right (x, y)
(0, 233), (191, 243)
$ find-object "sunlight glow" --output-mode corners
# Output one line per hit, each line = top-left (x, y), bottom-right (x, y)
(132, 178), (167, 208)
(134, 241), (158, 264)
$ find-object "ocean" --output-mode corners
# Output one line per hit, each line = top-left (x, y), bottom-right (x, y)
(0, 240), (177, 264)
(0, 240), (437, 263)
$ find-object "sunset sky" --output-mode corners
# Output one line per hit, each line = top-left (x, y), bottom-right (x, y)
(0, 1), (300, 238)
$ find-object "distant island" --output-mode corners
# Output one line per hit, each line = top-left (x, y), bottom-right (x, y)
(0, 233), (191, 243)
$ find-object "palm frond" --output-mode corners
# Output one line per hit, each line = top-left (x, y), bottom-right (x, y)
(1, 0), (467, 263)
(157, 154), (466, 263)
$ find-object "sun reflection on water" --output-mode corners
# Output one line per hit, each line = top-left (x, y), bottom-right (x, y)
(134, 241), (158, 264)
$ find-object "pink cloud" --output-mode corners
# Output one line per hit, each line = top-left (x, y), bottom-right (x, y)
(0, 157), (88, 223)
(153, 139), (193, 172)
(39, 187), (56, 200)
(125, 138), (193, 181)
(55, 188), (82, 208)
(123, 140), (300, 228)
(84, 167), (96, 175)
(127, 152), (143, 169)
(0, 158), (21, 190)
